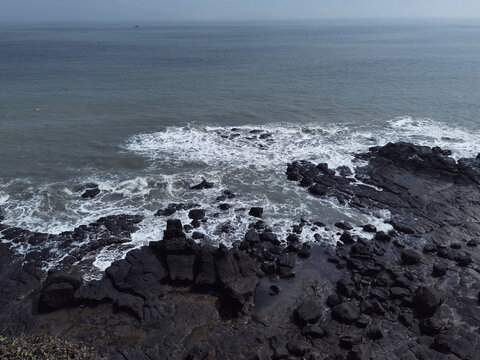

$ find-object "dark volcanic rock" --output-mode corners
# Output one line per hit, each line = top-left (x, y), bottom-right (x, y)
(36, 217), (260, 326)
(401, 249), (421, 265)
(414, 286), (443, 318)
(188, 209), (206, 220)
(419, 317), (445, 336)
(277, 253), (295, 268)
(336, 277), (356, 297)
(195, 245), (218, 290)
(294, 298), (322, 325)
(39, 272), (83, 312)
(432, 263), (448, 277)
(244, 228), (260, 244)
(39, 282), (76, 312)
(301, 324), (326, 338)
(261, 261), (277, 275)
(423, 243), (438, 253)
(260, 231), (279, 245)
(308, 183), (328, 196)
(81, 187), (100, 198)
(298, 243), (311, 258)
(166, 252), (196, 282)
(192, 231), (205, 239)
(218, 203), (231, 211)
(157, 233), (199, 283)
(340, 231), (355, 244)
(286, 233), (299, 243)
(286, 339), (311, 356)
(162, 219), (186, 240)
(190, 179), (214, 190)
(184, 342), (210, 360)
(367, 322), (384, 340)
(326, 294), (342, 307)
(339, 335), (360, 350)
(454, 251), (472, 266)
(269, 285), (280, 296)
(335, 221), (353, 230)
(4, 141), (480, 359)
(375, 231), (391, 242)
(332, 301), (360, 324)
(362, 224), (377, 233)
(249, 207), (263, 218)
(285, 143), (480, 358)
(155, 203), (199, 216)
(216, 248), (259, 315)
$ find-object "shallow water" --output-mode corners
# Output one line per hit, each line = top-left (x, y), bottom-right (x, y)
(1, 19), (479, 272)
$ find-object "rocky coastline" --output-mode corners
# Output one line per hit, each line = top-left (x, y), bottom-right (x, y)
(1, 141), (480, 359)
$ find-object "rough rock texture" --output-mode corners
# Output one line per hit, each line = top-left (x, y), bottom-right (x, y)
(2, 142), (480, 359)
(284, 142), (480, 359)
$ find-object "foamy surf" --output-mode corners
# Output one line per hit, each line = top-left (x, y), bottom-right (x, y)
(1, 116), (478, 276)
(125, 117), (480, 171)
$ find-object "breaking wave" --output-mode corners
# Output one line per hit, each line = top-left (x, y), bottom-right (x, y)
(1, 116), (479, 274)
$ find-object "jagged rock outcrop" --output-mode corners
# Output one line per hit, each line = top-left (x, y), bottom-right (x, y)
(40, 219), (260, 320)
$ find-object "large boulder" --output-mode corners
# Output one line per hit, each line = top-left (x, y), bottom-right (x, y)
(332, 301), (360, 324)
(249, 207), (263, 218)
(188, 209), (206, 220)
(294, 298), (322, 325)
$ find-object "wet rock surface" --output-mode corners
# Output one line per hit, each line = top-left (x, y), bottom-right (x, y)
(1, 142), (480, 359)
(284, 142), (480, 359)
(80, 183), (101, 198)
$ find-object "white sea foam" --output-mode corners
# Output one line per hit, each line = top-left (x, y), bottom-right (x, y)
(125, 117), (480, 173)
(1, 117), (478, 276)
(125, 123), (361, 171)
(0, 192), (9, 206)
(97, 177), (157, 198)
(387, 117), (480, 160)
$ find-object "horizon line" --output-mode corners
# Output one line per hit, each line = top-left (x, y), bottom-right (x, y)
(1, 16), (480, 26)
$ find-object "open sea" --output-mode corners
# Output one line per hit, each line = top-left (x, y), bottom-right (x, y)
(1, 19), (480, 273)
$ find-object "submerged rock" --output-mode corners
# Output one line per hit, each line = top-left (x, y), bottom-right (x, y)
(81, 187), (100, 198)
(190, 179), (214, 190)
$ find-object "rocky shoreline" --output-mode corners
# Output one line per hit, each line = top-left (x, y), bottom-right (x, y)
(1, 142), (480, 359)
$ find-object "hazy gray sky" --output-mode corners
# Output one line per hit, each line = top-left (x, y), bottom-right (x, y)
(2, 0), (480, 23)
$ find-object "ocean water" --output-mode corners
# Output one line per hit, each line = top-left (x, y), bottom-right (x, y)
(1, 19), (480, 273)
